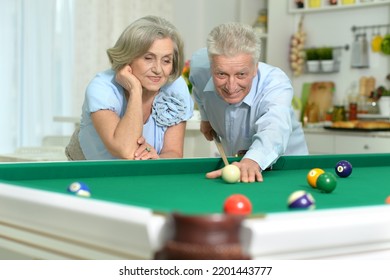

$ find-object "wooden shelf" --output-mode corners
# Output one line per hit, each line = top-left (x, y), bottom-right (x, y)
(289, 0), (390, 14)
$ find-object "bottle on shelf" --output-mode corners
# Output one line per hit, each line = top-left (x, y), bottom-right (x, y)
(252, 9), (268, 35)
(252, 9), (268, 62)
(349, 102), (358, 120)
(346, 82), (358, 120)
(295, 0), (304, 8)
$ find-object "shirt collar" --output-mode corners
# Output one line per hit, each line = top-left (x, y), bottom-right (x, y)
(204, 78), (215, 92)
(242, 70), (260, 106)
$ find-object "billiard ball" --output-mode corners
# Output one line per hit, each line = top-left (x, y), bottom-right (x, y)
(223, 194), (252, 215)
(307, 168), (325, 188)
(67, 182), (91, 197)
(385, 196), (390, 204)
(221, 164), (241, 183)
(287, 190), (315, 209)
(335, 160), (353, 178)
(316, 172), (337, 193)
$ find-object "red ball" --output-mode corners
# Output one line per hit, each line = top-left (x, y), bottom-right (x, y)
(223, 194), (252, 215)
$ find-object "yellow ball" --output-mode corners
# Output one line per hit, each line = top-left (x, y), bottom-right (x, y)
(221, 164), (240, 184)
(307, 168), (325, 188)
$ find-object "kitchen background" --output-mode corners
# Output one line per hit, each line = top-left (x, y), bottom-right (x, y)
(0, 0), (389, 160)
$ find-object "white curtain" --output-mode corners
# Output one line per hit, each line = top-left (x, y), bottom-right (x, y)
(0, 0), (74, 153)
(0, 0), (174, 154)
(0, 0), (18, 153)
(71, 0), (174, 115)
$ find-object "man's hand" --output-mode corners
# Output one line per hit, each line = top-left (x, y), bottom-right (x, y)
(206, 158), (263, 183)
(200, 120), (214, 141)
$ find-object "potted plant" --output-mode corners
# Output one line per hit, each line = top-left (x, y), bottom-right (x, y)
(318, 47), (334, 72)
(305, 48), (320, 73)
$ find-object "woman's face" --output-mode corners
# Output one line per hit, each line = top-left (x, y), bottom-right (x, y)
(130, 37), (174, 93)
(211, 53), (257, 104)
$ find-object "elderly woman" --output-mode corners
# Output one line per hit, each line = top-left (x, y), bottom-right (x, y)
(66, 16), (193, 160)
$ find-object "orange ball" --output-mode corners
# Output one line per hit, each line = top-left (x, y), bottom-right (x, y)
(307, 168), (325, 188)
(385, 196), (390, 204)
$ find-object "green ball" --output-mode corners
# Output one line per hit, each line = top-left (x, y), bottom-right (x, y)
(316, 172), (337, 193)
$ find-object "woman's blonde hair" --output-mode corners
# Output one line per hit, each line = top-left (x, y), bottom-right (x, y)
(107, 16), (184, 82)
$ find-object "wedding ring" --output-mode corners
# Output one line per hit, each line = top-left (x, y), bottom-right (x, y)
(145, 147), (151, 152)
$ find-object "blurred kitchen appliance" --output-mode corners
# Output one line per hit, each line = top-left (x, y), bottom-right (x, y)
(351, 33), (369, 68)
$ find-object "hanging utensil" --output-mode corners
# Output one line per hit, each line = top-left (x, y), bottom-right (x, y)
(351, 33), (369, 68)
(371, 27), (383, 53)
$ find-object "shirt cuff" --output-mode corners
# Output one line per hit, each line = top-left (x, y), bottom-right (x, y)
(243, 149), (279, 171)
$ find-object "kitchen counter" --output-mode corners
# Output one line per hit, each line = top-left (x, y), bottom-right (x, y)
(303, 126), (390, 154)
(304, 126), (390, 137)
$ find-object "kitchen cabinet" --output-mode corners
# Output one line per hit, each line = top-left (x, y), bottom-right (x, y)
(236, 0), (269, 62)
(335, 135), (390, 153)
(304, 131), (335, 154)
(304, 128), (390, 154)
(185, 124), (390, 157)
(289, 0), (390, 13)
(184, 119), (219, 158)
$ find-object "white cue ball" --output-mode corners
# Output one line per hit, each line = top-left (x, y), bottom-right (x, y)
(221, 164), (241, 183)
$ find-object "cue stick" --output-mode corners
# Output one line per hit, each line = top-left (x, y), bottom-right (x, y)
(211, 130), (229, 166)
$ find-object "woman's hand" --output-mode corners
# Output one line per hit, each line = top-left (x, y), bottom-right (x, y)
(115, 65), (142, 94)
(134, 137), (159, 160)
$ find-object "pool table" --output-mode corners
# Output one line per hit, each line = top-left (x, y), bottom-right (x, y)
(0, 153), (390, 260)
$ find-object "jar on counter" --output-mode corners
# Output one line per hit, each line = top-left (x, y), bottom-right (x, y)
(357, 95), (368, 114)
(349, 102), (358, 121)
(332, 105), (346, 122)
(366, 98), (380, 114)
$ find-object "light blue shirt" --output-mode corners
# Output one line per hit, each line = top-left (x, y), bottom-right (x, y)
(79, 69), (193, 160)
(190, 48), (308, 170)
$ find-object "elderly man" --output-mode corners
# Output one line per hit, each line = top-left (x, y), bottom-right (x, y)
(190, 22), (308, 183)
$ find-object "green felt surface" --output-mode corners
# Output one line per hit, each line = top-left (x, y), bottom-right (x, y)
(1, 154), (389, 215)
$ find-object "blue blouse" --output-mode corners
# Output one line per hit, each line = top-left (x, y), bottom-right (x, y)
(79, 69), (193, 160)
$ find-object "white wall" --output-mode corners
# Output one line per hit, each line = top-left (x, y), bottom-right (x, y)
(3, 0), (388, 154)
(291, 6), (390, 105)
(267, 1), (390, 107)
(70, 0), (265, 117)
(71, 0), (175, 117)
(172, 0), (267, 60)
(267, 1), (294, 70)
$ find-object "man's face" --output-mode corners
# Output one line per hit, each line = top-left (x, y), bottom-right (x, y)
(211, 53), (257, 104)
